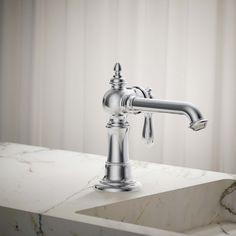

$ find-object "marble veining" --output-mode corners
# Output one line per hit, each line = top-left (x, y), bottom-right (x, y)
(220, 181), (236, 216)
(185, 222), (236, 235)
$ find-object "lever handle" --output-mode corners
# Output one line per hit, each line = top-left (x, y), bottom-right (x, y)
(142, 113), (154, 145)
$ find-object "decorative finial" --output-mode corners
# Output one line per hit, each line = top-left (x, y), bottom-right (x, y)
(113, 63), (122, 78)
(110, 62), (126, 88)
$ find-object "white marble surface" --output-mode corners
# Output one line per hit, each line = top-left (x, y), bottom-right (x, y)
(185, 222), (236, 236)
(79, 179), (236, 234)
(0, 143), (235, 236)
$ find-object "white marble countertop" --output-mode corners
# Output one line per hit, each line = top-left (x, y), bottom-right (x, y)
(0, 143), (235, 236)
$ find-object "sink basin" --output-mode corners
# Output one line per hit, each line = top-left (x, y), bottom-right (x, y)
(77, 179), (236, 235)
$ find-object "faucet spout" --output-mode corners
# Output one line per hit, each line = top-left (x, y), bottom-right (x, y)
(130, 97), (207, 131)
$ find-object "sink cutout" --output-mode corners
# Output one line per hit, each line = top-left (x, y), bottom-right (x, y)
(77, 179), (236, 235)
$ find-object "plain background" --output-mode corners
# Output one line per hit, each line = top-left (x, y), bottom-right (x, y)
(0, 0), (236, 173)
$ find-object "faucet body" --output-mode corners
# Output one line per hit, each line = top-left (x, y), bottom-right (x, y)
(95, 63), (207, 192)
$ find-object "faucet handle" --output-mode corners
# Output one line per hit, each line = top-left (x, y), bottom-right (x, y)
(129, 86), (154, 145)
(142, 113), (154, 145)
(142, 88), (154, 145)
(145, 88), (153, 99)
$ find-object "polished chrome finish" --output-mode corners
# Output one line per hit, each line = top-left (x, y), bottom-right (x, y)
(95, 63), (207, 192)
(142, 113), (154, 145)
(95, 117), (141, 192)
(130, 98), (208, 131)
(95, 63), (141, 192)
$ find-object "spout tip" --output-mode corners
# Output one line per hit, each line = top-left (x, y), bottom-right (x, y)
(190, 119), (208, 131)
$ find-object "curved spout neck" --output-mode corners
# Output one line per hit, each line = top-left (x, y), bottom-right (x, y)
(129, 97), (207, 131)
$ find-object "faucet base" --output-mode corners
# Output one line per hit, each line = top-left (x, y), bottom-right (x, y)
(94, 179), (141, 192)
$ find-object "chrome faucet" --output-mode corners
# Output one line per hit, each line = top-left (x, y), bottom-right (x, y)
(95, 63), (207, 192)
